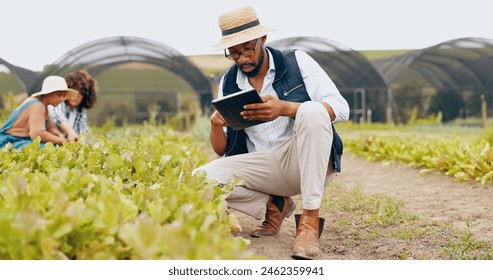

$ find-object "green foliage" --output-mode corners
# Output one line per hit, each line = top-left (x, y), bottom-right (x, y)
(0, 92), (20, 123)
(191, 114), (212, 144)
(0, 125), (256, 259)
(0, 72), (23, 95)
(481, 126), (493, 146)
(147, 103), (161, 126)
(326, 186), (409, 227)
(336, 120), (399, 131)
(407, 107), (442, 125)
(345, 129), (493, 186)
(443, 218), (493, 260)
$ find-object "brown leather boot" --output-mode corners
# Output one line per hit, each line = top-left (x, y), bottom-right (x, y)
(291, 211), (322, 260)
(251, 195), (296, 237)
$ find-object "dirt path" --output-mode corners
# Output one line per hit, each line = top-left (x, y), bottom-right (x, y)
(235, 152), (493, 259)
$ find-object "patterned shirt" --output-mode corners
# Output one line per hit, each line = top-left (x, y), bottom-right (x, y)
(48, 102), (89, 135)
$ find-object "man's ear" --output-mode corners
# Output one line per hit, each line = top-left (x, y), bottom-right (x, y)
(261, 35), (267, 44)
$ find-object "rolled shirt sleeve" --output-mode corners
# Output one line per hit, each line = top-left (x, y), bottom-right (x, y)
(295, 50), (350, 122)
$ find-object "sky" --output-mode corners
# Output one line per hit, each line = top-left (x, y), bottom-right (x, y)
(1, 0), (492, 71)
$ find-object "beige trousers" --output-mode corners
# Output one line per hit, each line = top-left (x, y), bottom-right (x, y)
(196, 101), (335, 220)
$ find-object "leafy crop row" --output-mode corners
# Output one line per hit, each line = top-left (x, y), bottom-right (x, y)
(345, 132), (493, 185)
(0, 125), (255, 259)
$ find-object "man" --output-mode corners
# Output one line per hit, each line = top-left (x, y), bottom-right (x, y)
(195, 6), (349, 259)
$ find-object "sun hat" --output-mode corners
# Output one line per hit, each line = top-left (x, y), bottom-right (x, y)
(31, 76), (78, 98)
(212, 5), (274, 50)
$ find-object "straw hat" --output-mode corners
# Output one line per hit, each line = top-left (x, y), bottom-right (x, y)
(31, 76), (78, 98)
(212, 6), (274, 50)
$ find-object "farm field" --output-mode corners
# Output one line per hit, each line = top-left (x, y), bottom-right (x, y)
(1, 118), (493, 260)
(0, 124), (257, 260)
(239, 151), (493, 259)
(204, 122), (493, 260)
(2, 49), (493, 260)
(224, 125), (493, 260)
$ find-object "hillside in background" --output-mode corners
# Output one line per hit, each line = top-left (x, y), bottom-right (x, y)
(0, 49), (408, 96)
(188, 54), (234, 76)
(358, 49), (412, 60)
(1, 49), (417, 125)
(186, 49), (413, 73)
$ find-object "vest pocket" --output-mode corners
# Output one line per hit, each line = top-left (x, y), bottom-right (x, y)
(282, 84), (304, 97)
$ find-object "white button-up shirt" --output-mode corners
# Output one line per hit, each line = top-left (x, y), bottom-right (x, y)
(217, 49), (349, 153)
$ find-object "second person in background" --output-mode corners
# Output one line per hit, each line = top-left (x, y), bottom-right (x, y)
(48, 70), (98, 142)
(0, 76), (78, 149)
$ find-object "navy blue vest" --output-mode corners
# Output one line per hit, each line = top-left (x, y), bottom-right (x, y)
(222, 47), (343, 172)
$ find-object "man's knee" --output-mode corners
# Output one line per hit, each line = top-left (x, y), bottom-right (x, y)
(295, 101), (332, 130)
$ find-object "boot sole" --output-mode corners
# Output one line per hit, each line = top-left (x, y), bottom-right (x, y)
(290, 252), (318, 260)
(250, 231), (277, 238)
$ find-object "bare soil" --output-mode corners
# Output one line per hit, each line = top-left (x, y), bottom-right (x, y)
(233, 152), (493, 260)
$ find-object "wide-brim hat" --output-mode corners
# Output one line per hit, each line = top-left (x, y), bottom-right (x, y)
(31, 75), (78, 98)
(212, 6), (274, 50)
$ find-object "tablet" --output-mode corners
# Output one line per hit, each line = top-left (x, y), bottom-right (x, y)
(212, 88), (267, 131)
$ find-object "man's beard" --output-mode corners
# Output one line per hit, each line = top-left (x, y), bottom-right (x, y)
(239, 48), (265, 78)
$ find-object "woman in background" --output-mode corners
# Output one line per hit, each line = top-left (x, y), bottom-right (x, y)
(0, 76), (78, 149)
(49, 70), (98, 142)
